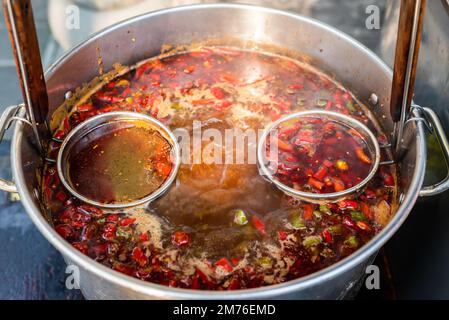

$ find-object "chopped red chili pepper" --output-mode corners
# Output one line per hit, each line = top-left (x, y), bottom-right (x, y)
(228, 278), (240, 290)
(323, 159), (333, 168)
(92, 243), (108, 259)
(356, 221), (372, 232)
(77, 204), (103, 217)
(322, 229), (333, 244)
(132, 247), (148, 267)
(214, 100), (233, 111)
(70, 211), (91, 229)
(288, 84), (304, 90)
(140, 233), (149, 242)
(107, 214), (119, 222)
(313, 166), (328, 181)
(155, 162), (172, 177)
(72, 241), (88, 254)
(53, 129), (66, 140)
(381, 171), (395, 187)
(172, 231), (191, 247)
(81, 224), (97, 241)
(215, 258), (233, 273)
(333, 178), (346, 192)
(364, 188), (376, 199)
(55, 224), (73, 239)
(221, 74), (238, 84)
(360, 202), (373, 219)
(113, 263), (135, 276)
(308, 177), (325, 190)
(56, 191), (67, 204)
(192, 99), (214, 105)
(278, 230), (288, 241)
(58, 206), (76, 224)
(211, 87), (226, 99)
(102, 223), (117, 240)
(342, 216), (357, 230)
(183, 65), (196, 74)
(77, 104), (93, 112)
(355, 147), (372, 164)
(276, 139), (293, 152)
(118, 217), (136, 227)
(303, 204), (314, 220)
(251, 216), (266, 236)
(95, 92), (124, 103)
(339, 200), (359, 210)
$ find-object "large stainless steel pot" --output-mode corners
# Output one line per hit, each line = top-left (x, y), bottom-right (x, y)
(1, 4), (449, 299)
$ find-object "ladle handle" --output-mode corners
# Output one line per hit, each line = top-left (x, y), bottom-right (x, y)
(2, 0), (48, 124)
(390, 0), (426, 123)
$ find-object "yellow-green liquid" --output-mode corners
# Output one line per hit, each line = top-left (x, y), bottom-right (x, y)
(67, 121), (173, 204)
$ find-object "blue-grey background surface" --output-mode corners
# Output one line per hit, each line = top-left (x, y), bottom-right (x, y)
(0, 0), (447, 299)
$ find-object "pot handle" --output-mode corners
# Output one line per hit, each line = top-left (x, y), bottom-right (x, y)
(419, 107), (449, 197)
(0, 104), (26, 193)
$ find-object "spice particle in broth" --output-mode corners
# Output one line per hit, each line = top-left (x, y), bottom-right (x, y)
(43, 46), (397, 290)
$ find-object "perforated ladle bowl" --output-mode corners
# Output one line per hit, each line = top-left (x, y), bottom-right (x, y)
(57, 111), (181, 209)
(257, 110), (381, 204)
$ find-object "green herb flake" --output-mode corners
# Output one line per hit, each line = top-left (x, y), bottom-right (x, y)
(320, 248), (335, 258)
(291, 214), (306, 230)
(313, 211), (322, 219)
(304, 123), (314, 130)
(319, 204), (332, 215)
(171, 102), (182, 110)
(257, 256), (272, 268)
(346, 101), (356, 112)
(316, 99), (328, 107)
(296, 98), (306, 106)
(329, 225), (343, 235)
(116, 227), (131, 239)
(125, 97), (134, 104)
(303, 235), (323, 248)
(344, 235), (359, 248)
(233, 209), (248, 226)
(350, 211), (366, 221)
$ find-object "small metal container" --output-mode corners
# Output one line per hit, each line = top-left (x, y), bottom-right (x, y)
(57, 111), (181, 208)
(257, 110), (381, 204)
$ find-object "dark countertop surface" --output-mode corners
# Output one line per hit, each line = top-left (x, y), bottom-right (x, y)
(0, 142), (82, 300)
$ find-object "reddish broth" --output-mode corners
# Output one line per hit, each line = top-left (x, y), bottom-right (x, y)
(43, 47), (396, 290)
(66, 122), (173, 204)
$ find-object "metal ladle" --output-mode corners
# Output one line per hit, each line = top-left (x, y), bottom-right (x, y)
(3, 0), (49, 153)
(257, 110), (381, 204)
(258, 0), (427, 203)
(390, 0), (427, 157)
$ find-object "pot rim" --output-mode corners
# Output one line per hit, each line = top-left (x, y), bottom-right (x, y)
(11, 3), (426, 299)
